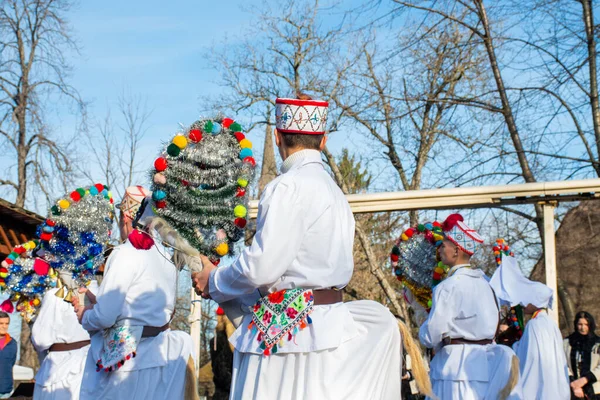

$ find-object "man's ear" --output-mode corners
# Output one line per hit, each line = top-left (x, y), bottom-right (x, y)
(319, 134), (328, 150)
(274, 128), (282, 147)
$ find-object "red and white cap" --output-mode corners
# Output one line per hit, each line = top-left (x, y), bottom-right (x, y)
(118, 185), (150, 220)
(275, 98), (329, 134)
(442, 214), (484, 255)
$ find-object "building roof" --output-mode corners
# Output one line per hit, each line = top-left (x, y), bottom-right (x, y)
(0, 198), (43, 257)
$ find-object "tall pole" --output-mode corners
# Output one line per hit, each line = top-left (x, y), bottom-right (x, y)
(542, 202), (559, 323)
(189, 289), (202, 372)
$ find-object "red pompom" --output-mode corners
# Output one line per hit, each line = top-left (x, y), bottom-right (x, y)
(234, 132), (245, 142)
(70, 191), (81, 202)
(40, 232), (52, 241)
(155, 200), (166, 209)
(492, 246), (500, 252)
(405, 229), (414, 238)
(432, 221), (442, 227)
(95, 183), (105, 193)
(46, 219), (56, 227)
(235, 187), (246, 197)
(109, 198), (114, 204)
(433, 272), (442, 280)
(128, 229), (155, 250)
(222, 118), (234, 128)
(211, 259), (220, 266)
(189, 129), (202, 143)
(4, 259), (12, 265)
(216, 307), (225, 316)
(154, 157), (168, 172)
(14, 246), (25, 254)
(243, 156), (256, 167)
(390, 254), (399, 262)
(442, 213), (464, 232)
(181, 179), (190, 187)
(234, 218), (247, 228)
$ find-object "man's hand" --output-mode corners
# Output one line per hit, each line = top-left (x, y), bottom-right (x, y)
(75, 304), (93, 323)
(78, 286), (97, 304)
(571, 377), (588, 389)
(191, 255), (217, 298)
(572, 387), (585, 398)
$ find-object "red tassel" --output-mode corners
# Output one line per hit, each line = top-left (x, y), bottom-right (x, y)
(288, 332), (292, 341)
(442, 213), (464, 232)
(263, 348), (271, 356)
(128, 229), (154, 250)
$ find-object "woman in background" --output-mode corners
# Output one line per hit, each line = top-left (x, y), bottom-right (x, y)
(565, 311), (600, 399)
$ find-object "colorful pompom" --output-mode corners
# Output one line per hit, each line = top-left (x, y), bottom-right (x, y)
(173, 135), (188, 149)
(215, 242), (229, 256)
(234, 205), (247, 218)
(58, 199), (70, 209)
(154, 157), (168, 171)
(237, 178), (248, 188)
(167, 143), (181, 157)
(239, 148), (253, 159)
(189, 129), (202, 143)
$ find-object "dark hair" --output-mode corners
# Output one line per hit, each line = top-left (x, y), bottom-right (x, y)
(280, 133), (324, 150)
(574, 311), (596, 334)
(0, 311), (9, 320)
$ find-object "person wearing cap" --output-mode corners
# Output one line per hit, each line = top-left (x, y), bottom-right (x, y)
(75, 191), (197, 400)
(490, 255), (570, 399)
(419, 214), (522, 399)
(116, 185), (150, 242)
(191, 95), (402, 399)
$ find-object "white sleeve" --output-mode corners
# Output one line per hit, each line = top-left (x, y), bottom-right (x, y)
(419, 285), (452, 348)
(81, 249), (138, 331)
(209, 180), (305, 303)
(31, 289), (61, 352)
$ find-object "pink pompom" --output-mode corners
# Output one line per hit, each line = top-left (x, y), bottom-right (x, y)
(153, 173), (166, 185)
(33, 258), (50, 276)
(0, 299), (14, 313)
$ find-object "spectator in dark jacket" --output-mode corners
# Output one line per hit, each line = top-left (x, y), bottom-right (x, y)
(0, 311), (17, 398)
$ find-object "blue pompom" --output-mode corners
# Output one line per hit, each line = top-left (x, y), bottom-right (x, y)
(424, 222), (433, 230)
(152, 190), (167, 201)
(211, 122), (222, 135)
(89, 187), (99, 196)
(42, 226), (54, 233)
(239, 148), (253, 159)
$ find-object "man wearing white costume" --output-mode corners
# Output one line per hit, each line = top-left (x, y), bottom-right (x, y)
(419, 214), (522, 400)
(489, 255), (570, 400)
(76, 186), (197, 400)
(193, 95), (403, 399)
(31, 277), (98, 399)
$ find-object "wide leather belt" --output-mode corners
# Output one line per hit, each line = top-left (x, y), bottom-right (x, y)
(49, 340), (90, 352)
(313, 289), (343, 305)
(142, 322), (170, 337)
(443, 337), (493, 346)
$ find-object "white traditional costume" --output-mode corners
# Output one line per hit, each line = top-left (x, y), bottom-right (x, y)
(208, 98), (402, 400)
(79, 184), (195, 400)
(490, 255), (570, 400)
(0, 183), (114, 400)
(419, 214), (522, 400)
(31, 282), (97, 399)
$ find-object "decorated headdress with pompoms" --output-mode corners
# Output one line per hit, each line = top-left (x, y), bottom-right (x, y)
(390, 222), (448, 309)
(0, 183), (114, 321)
(442, 213), (484, 256)
(150, 116), (256, 263)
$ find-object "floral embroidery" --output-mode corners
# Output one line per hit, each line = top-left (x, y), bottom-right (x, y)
(249, 288), (314, 356)
(96, 323), (142, 373)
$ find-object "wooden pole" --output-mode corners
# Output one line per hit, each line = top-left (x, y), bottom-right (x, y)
(189, 289), (202, 372)
(543, 202), (559, 323)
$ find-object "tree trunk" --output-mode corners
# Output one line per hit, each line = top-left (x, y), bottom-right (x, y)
(258, 108), (278, 194)
(18, 320), (38, 370)
(322, 146), (409, 321)
(474, 0), (545, 238)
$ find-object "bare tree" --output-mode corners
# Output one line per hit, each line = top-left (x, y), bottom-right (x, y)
(0, 0), (84, 208)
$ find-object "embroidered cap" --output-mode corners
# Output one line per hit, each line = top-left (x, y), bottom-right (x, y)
(275, 98), (329, 134)
(442, 214), (484, 256)
(117, 185), (150, 220)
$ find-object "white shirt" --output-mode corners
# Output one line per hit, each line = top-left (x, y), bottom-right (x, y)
(513, 311), (570, 400)
(81, 239), (179, 371)
(209, 149), (358, 353)
(420, 266), (499, 381)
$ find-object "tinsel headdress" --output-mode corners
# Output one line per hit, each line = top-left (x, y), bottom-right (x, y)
(0, 183), (114, 321)
(390, 222), (448, 309)
(150, 116), (256, 262)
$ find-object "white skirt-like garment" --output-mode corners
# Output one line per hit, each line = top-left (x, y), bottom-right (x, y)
(33, 345), (90, 400)
(428, 343), (523, 400)
(229, 300), (402, 400)
(79, 330), (193, 400)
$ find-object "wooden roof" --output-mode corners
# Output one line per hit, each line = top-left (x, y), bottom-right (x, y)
(0, 198), (43, 258)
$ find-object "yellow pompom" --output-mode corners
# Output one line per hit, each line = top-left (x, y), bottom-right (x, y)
(434, 267), (444, 274)
(32, 298), (40, 306)
(401, 233), (409, 241)
(215, 242), (229, 256)
(0, 282), (5, 288)
(0, 272), (7, 278)
(239, 139), (252, 149)
(234, 205), (247, 218)
(107, 191), (113, 199)
(28, 241), (36, 249)
(58, 199), (70, 209)
(173, 134), (188, 149)
(237, 178), (248, 188)
(433, 234), (443, 242)
(23, 243), (31, 250)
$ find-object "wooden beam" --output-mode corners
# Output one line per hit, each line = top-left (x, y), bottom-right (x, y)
(0, 226), (12, 250)
(543, 203), (559, 324)
(7, 228), (19, 248)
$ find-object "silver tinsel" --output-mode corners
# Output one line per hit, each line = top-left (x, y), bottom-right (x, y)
(151, 116), (256, 259)
(397, 234), (437, 289)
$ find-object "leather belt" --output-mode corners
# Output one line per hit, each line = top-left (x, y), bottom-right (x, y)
(443, 337), (493, 346)
(142, 322), (170, 338)
(313, 289), (343, 305)
(49, 340), (90, 352)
